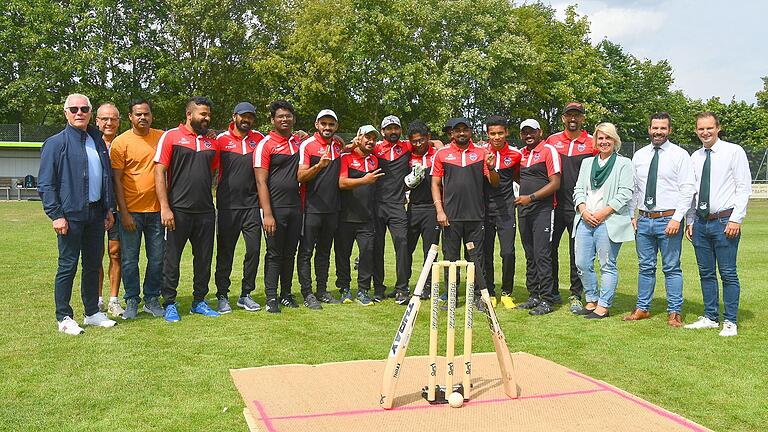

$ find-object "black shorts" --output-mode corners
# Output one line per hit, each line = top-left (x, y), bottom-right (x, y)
(107, 212), (119, 241)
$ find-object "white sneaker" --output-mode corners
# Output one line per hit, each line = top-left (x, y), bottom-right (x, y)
(108, 301), (125, 317)
(719, 320), (738, 337)
(684, 316), (719, 330)
(58, 316), (85, 335)
(83, 312), (117, 328)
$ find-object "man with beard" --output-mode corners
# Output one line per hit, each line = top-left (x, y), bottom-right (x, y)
(254, 100), (302, 314)
(335, 125), (385, 305)
(213, 102), (265, 314)
(482, 116), (522, 309)
(95, 102), (123, 316)
(154, 96), (221, 322)
(110, 98), (166, 319)
(625, 112), (695, 327)
(372, 115), (413, 304)
(297, 109), (344, 309)
(514, 119), (561, 316)
(544, 102), (596, 313)
(431, 117), (499, 312)
(404, 120), (439, 300)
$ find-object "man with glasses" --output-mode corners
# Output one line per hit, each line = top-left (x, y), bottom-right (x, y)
(95, 103), (123, 316)
(38, 93), (118, 335)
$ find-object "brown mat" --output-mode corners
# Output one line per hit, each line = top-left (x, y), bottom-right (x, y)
(230, 352), (711, 432)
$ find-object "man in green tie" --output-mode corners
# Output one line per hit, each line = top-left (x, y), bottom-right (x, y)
(684, 112), (752, 337)
(624, 112), (695, 327)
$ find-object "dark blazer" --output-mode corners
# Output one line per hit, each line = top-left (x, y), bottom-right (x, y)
(38, 123), (114, 221)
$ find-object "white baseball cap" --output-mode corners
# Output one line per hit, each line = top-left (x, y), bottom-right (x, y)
(519, 119), (541, 130)
(380, 115), (401, 129)
(316, 109), (338, 121)
(357, 125), (380, 137)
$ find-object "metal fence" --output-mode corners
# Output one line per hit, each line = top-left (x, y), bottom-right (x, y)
(0, 124), (62, 142)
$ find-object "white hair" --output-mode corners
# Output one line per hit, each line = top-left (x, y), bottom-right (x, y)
(64, 93), (92, 109)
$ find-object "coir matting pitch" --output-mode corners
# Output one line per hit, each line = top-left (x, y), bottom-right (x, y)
(230, 352), (711, 432)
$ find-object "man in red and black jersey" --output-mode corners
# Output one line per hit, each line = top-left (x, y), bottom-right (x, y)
(254, 100), (302, 314)
(214, 102), (265, 314)
(431, 117), (499, 311)
(404, 120), (439, 300)
(482, 116), (523, 309)
(334, 125), (385, 306)
(372, 115), (413, 304)
(515, 119), (562, 316)
(544, 102), (596, 313)
(153, 96), (220, 321)
(296, 109), (344, 309)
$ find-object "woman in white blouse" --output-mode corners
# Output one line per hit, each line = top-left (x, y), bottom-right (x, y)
(572, 123), (635, 319)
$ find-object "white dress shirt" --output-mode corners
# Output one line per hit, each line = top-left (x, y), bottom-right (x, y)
(686, 139), (752, 224)
(629, 140), (695, 222)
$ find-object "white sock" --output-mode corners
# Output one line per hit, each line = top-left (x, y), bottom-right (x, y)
(109, 296), (119, 303)
(98, 296), (104, 304)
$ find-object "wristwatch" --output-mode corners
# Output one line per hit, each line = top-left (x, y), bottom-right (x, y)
(529, 193), (537, 202)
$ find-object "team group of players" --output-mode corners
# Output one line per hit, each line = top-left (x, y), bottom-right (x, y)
(46, 94), (598, 332)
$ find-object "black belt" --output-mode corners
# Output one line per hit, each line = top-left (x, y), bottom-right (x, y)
(701, 208), (733, 221)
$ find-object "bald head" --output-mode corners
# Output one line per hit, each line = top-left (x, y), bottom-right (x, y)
(96, 103), (120, 143)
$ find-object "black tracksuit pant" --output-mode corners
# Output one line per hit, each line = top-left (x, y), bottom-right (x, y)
(483, 211), (516, 296)
(373, 202), (411, 295)
(214, 207), (261, 299)
(334, 220), (375, 293)
(442, 220), (486, 295)
(264, 206), (301, 301)
(162, 210), (215, 306)
(519, 209), (556, 303)
(297, 212), (338, 298)
(551, 208), (583, 300)
(407, 205), (440, 289)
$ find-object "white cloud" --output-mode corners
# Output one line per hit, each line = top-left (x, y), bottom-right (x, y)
(588, 8), (666, 42)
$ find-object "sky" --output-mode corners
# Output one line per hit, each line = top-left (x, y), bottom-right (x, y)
(540, 0), (767, 103)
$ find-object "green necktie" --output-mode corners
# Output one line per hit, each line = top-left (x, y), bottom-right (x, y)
(696, 149), (712, 218)
(644, 146), (660, 209)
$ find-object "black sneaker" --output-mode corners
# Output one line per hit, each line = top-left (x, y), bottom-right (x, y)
(394, 291), (410, 305)
(303, 293), (323, 310)
(266, 298), (281, 314)
(515, 297), (541, 310)
(419, 290), (430, 300)
(317, 292), (341, 305)
(474, 296), (488, 314)
(529, 301), (555, 316)
(280, 295), (300, 308)
(386, 289), (398, 299)
(372, 295), (384, 304)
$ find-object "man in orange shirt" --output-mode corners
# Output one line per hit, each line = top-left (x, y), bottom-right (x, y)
(110, 98), (166, 319)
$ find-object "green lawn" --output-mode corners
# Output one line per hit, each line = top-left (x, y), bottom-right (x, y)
(1, 200), (766, 431)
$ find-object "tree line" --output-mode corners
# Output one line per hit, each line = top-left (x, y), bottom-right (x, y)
(2, 0), (767, 170)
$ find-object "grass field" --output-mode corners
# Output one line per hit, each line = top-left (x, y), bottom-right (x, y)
(1, 200), (766, 431)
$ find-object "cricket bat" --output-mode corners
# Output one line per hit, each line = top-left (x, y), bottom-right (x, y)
(379, 244), (440, 409)
(465, 241), (519, 399)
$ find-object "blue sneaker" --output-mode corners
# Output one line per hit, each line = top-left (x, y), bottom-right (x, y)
(339, 290), (353, 304)
(439, 291), (448, 303)
(164, 303), (180, 323)
(356, 290), (373, 306)
(190, 301), (221, 317)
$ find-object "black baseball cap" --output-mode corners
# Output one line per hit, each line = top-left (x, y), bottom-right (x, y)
(445, 117), (472, 130)
(233, 102), (257, 115)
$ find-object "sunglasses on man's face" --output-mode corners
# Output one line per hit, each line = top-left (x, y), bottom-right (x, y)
(66, 106), (91, 114)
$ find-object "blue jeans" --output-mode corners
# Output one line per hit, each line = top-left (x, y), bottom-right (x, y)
(635, 215), (683, 313)
(119, 212), (165, 301)
(574, 221), (622, 308)
(692, 215), (741, 323)
(54, 205), (105, 321)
